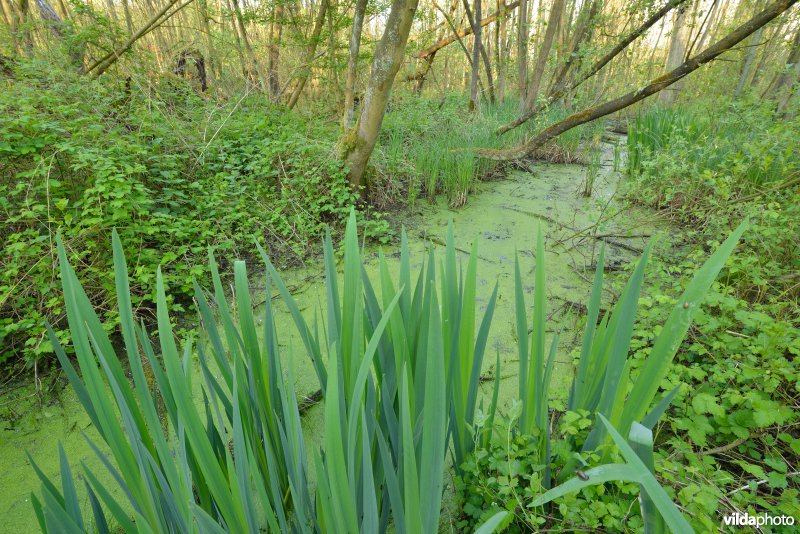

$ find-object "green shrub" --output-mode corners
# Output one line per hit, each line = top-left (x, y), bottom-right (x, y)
(0, 67), (380, 371)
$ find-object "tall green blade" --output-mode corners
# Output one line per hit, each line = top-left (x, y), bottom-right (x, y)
(620, 221), (747, 433)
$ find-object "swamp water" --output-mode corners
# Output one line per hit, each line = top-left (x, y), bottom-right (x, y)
(0, 138), (670, 531)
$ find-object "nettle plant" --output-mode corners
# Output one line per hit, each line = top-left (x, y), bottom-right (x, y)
(30, 211), (745, 533)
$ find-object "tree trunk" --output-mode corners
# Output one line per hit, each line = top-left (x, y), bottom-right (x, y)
(546, 0), (600, 98)
(342, 0), (420, 192)
(775, 27), (800, 115)
(478, 0), (798, 161)
(287, 0), (329, 109)
(434, 0), (484, 91)
(658, 3), (691, 105)
(103, 0), (117, 22)
(197, 0), (215, 87)
(88, 0), (184, 76)
(343, 0), (367, 127)
(496, 0), (507, 100)
(735, 26), (763, 97)
(414, 0), (519, 60)
(523, 0), (564, 111)
(230, 0), (265, 90)
(122, 0), (133, 34)
(696, 0), (725, 51)
(223, 0), (248, 79)
(0, 0), (19, 54)
(414, 0), (459, 92)
(463, 0), (485, 109)
(35, 0), (83, 68)
(750, 22), (783, 90)
(517, 0), (528, 105)
(408, 0), (518, 87)
(268, 3), (283, 98)
(18, 0), (33, 56)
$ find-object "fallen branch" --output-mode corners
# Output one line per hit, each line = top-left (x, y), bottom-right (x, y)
(478, 0), (799, 160)
(298, 389), (323, 414)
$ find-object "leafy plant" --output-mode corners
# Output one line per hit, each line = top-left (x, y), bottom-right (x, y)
(626, 99), (799, 527)
(457, 220), (747, 531)
(0, 70), (382, 371)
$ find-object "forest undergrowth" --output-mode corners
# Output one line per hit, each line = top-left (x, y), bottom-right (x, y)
(620, 101), (799, 529)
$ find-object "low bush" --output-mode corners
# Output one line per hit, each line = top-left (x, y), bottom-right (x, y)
(0, 66), (381, 371)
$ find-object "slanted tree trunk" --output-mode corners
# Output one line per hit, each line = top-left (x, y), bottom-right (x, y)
(434, 0), (486, 97)
(659, 2), (691, 105)
(230, 0), (265, 90)
(35, 0), (83, 68)
(342, 0), (420, 192)
(409, 0), (517, 87)
(523, 0), (564, 111)
(696, 0), (725, 51)
(287, 0), (329, 109)
(477, 0), (799, 161)
(343, 0), (367, 128)
(227, 0), (248, 79)
(546, 0), (601, 98)
(103, 0), (118, 23)
(413, 0), (458, 92)
(412, 0), (520, 61)
(88, 0), (184, 76)
(751, 22), (784, 90)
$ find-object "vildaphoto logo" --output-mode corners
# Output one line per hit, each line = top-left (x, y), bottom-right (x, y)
(722, 512), (796, 528)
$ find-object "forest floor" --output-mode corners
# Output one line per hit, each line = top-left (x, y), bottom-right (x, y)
(0, 135), (678, 530)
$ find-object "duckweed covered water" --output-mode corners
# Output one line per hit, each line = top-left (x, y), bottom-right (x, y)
(0, 138), (670, 531)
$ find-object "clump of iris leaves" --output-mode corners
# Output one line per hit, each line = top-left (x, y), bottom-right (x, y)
(30, 210), (745, 533)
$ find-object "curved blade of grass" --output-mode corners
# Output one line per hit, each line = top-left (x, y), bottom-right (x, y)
(629, 422), (668, 534)
(530, 464), (640, 506)
(599, 415), (694, 533)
